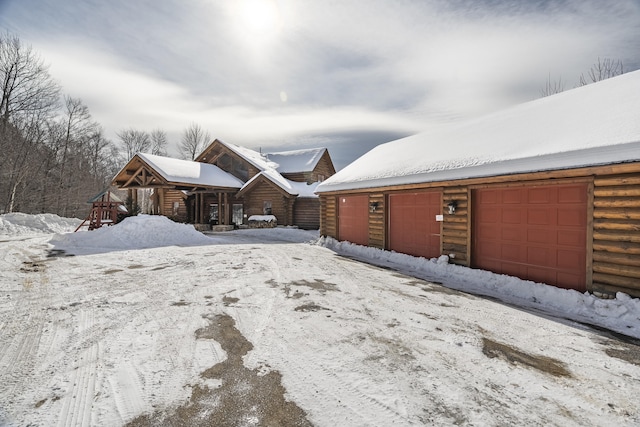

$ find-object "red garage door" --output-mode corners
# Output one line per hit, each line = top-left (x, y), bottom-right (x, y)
(389, 191), (442, 259)
(338, 195), (369, 246)
(472, 183), (588, 291)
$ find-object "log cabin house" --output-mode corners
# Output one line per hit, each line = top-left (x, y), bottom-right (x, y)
(315, 70), (640, 298)
(112, 139), (335, 230)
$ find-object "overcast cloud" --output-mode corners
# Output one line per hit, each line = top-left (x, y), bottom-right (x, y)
(1, 0), (639, 167)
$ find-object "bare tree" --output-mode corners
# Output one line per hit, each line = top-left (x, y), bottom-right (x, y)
(117, 128), (151, 159)
(0, 32), (60, 126)
(541, 57), (625, 98)
(150, 128), (168, 156)
(0, 32), (60, 212)
(178, 122), (210, 160)
(578, 57), (624, 86)
(540, 73), (565, 97)
(52, 96), (100, 216)
(0, 33), (121, 216)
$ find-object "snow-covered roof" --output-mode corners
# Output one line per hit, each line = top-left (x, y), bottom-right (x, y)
(240, 169), (320, 197)
(316, 70), (640, 193)
(138, 152), (244, 189)
(265, 148), (327, 173)
(216, 139), (278, 172)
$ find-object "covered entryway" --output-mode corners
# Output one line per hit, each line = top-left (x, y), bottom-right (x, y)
(472, 183), (588, 291)
(388, 191), (442, 259)
(338, 195), (369, 246)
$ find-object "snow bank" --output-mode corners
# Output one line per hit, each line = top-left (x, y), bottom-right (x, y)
(318, 236), (640, 339)
(49, 215), (213, 254)
(0, 213), (81, 235)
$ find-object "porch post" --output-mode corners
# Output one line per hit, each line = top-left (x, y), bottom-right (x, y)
(224, 193), (229, 225)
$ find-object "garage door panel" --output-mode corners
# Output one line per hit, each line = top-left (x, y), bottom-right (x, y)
(502, 208), (522, 224)
(527, 246), (551, 266)
(478, 190), (498, 204)
(558, 230), (585, 246)
(556, 249), (583, 269)
(477, 224), (500, 240)
(558, 186), (586, 203)
(558, 208), (586, 226)
(389, 192), (441, 259)
(338, 196), (369, 246)
(473, 183), (587, 292)
(501, 227), (523, 242)
(501, 244), (523, 261)
(527, 228), (553, 244)
(528, 208), (551, 225)
(502, 189), (522, 203)
(528, 188), (552, 204)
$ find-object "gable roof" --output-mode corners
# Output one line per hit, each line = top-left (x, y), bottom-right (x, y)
(316, 70), (640, 193)
(197, 138), (278, 172)
(237, 169), (320, 198)
(265, 148), (327, 173)
(113, 153), (244, 190)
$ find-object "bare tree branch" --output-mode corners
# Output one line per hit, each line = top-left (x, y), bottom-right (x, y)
(117, 128), (151, 159)
(179, 123), (210, 160)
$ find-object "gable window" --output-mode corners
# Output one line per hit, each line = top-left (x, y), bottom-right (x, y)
(218, 153), (232, 171)
(263, 201), (272, 215)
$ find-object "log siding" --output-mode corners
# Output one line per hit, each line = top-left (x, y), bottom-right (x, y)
(319, 162), (640, 298)
(592, 173), (640, 297)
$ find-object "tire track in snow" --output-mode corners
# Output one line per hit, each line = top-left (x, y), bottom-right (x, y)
(109, 360), (149, 424)
(56, 309), (101, 427)
(0, 313), (45, 401)
(273, 335), (414, 427)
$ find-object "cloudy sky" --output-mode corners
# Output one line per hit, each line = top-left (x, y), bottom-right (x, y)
(1, 0), (639, 168)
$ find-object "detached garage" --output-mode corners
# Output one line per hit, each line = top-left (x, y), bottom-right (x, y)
(317, 70), (640, 298)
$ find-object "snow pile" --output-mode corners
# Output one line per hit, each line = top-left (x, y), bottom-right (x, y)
(318, 236), (640, 339)
(0, 213), (81, 235)
(248, 215), (277, 222)
(49, 215), (212, 254)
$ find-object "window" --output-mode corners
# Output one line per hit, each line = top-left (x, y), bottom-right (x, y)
(173, 201), (180, 216)
(263, 201), (272, 215)
(232, 204), (243, 225)
(217, 153), (232, 170)
(209, 204), (219, 224)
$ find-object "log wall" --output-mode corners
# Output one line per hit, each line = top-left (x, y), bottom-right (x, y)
(442, 186), (469, 266)
(161, 189), (188, 222)
(293, 197), (320, 229)
(592, 173), (640, 297)
(368, 193), (385, 249)
(243, 185), (294, 226)
(320, 195), (337, 238)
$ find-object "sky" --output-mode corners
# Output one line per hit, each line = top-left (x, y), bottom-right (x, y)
(1, 0), (639, 168)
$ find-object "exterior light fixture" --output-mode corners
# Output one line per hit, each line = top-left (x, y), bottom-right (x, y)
(447, 200), (458, 214)
(369, 201), (379, 212)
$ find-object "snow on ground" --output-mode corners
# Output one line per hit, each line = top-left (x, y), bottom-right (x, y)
(49, 215), (213, 254)
(0, 213), (81, 236)
(1, 214), (640, 426)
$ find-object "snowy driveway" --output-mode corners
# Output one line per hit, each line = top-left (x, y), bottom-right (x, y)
(1, 222), (640, 426)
